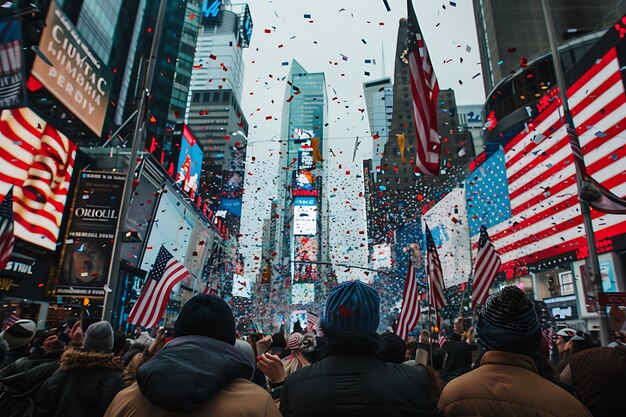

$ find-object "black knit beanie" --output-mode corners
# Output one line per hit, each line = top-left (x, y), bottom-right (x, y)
(173, 295), (236, 345)
(475, 285), (541, 357)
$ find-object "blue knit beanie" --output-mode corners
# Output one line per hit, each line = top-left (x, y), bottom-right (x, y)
(476, 285), (541, 357)
(323, 280), (380, 333)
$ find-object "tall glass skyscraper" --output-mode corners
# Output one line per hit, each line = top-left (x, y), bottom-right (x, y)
(274, 60), (329, 315)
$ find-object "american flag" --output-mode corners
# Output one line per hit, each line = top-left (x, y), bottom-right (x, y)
(0, 108), (76, 251)
(0, 187), (14, 271)
(471, 225), (502, 308)
(394, 263), (421, 340)
(425, 224), (446, 317)
(1, 310), (19, 331)
(407, 0), (440, 176)
(468, 46), (626, 271)
(128, 246), (190, 328)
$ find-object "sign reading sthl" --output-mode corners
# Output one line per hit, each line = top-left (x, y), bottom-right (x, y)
(57, 171), (125, 297)
(31, 2), (111, 136)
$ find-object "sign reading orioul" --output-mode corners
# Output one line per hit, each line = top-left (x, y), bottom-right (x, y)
(31, 1), (111, 136)
(57, 171), (125, 297)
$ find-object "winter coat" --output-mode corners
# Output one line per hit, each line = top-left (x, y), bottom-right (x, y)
(566, 346), (626, 417)
(438, 350), (592, 417)
(121, 348), (154, 387)
(35, 348), (123, 417)
(280, 354), (440, 417)
(104, 335), (281, 417)
(0, 346), (30, 369)
(0, 349), (63, 393)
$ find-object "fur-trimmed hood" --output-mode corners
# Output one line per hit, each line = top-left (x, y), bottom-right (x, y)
(60, 348), (123, 372)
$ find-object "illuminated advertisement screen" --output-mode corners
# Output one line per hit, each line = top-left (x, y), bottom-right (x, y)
(293, 236), (318, 282)
(0, 108), (77, 250)
(293, 197), (317, 236)
(371, 243), (392, 270)
(239, 4), (253, 48)
(201, 0), (222, 22)
(292, 170), (318, 197)
(141, 185), (195, 272)
(298, 150), (314, 170)
(176, 125), (203, 200)
(292, 128), (314, 140)
(469, 46), (626, 271)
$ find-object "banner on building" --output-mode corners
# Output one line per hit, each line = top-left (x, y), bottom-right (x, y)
(31, 1), (112, 136)
(293, 197), (317, 236)
(423, 188), (472, 288)
(0, 108), (77, 251)
(57, 171), (125, 297)
(0, 17), (26, 108)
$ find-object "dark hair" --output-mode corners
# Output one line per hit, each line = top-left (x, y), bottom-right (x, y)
(406, 340), (418, 361)
(377, 332), (406, 364)
(321, 325), (380, 357)
(271, 332), (287, 349)
(113, 331), (127, 355)
(430, 348), (447, 371)
(443, 342), (472, 375)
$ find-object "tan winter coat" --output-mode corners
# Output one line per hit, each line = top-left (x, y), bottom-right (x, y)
(104, 379), (281, 417)
(438, 350), (592, 417)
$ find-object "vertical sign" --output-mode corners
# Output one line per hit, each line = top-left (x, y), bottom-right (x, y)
(57, 171), (125, 296)
(0, 17), (26, 108)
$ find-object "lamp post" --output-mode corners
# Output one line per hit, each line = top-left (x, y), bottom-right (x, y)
(102, 0), (168, 324)
(541, 0), (611, 346)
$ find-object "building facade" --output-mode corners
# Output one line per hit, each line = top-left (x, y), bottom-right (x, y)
(363, 77), (393, 182)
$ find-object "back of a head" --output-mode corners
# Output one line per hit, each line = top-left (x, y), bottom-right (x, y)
(174, 294), (236, 345)
(431, 348), (446, 370)
(475, 285), (541, 357)
(234, 339), (256, 369)
(287, 332), (305, 352)
(83, 321), (114, 352)
(378, 332), (406, 364)
(444, 341), (472, 373)
(1, 319), (36, 350)
(323, 280), (380, 334)
(322, 280), (381, 356)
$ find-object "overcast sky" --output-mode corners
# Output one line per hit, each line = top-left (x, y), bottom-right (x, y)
(238, 0), (485, 282)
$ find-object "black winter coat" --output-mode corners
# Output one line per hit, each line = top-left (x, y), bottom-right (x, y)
(0, 349), (63, 393)
(280, 354), (440, 417)
(34, 348), (123, 417)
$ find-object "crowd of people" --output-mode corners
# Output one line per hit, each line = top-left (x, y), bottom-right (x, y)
(1, 282), (624, 416)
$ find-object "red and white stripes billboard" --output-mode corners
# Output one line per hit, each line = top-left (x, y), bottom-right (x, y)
(0, 108), (77, 250)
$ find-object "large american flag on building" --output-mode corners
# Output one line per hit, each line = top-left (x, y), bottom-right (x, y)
(395, 262), (421, 340)
(0, 187), (14, 271)
(467, 46), (626, 272)
(471, 225), (501, 307)
(407, 0), (440, 176)
(128, 245), (190, 328)
(425, 224), (446, 318)
(0, 108), (76, 251)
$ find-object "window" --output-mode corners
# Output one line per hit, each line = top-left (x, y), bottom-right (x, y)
(558, 271), (575, 296)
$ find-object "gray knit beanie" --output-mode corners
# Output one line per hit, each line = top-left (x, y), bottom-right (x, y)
(83, 321), (114, 352)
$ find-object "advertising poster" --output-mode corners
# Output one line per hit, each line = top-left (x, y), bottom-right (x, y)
(176, 125), (203, 200)
(423, 188), (472, 287)
(57, 171), (125, 297)
(298, 150), (315, 170)
(293, 236), (318, 282)
(292, 170), (318, 197)
(0, 108), (77, 250)
(0, 17), (26, 108)
(30, 2), (112, 136)
(293, 197), (317, 235)
(371, 243), (392, 270)
(182, 220), (213, 287)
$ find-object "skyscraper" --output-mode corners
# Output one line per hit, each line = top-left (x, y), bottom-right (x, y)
(185, 1), (251, 232)
(273, 60), (329, 312)
(473, 0), (626, 93)
(363, 77), (393, 182)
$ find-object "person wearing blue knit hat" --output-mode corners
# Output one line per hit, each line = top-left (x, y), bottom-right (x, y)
(280, 280), (439, 417)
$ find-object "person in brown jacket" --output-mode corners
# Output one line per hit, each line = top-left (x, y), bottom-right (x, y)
(104, 295), (281, 417)
(438, 285), (592, 417)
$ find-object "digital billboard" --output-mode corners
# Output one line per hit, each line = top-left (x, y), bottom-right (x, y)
(0, 17), (27, 108)
(31, 2), (111, 136)
(423, 188), (471, 288)
(176, 125), (203, 200)
(0, 107), (77, 250)
(298, 150), (315, 170)
(293, 236), (318, 281)
(201, 0), (222, 22)
(239, 4), (253, 48)
(57, 171), (125, 297)
(293, 197), (317, 235)
(470, 46), (626, 271)
(292, 170), (318, 197)
(371, 243), (392, 270)
(141, 185), (195, 272)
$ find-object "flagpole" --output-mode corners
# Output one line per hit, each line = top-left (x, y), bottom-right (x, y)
(102, 0), (168, 323)
(541, 0), (610, 346)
